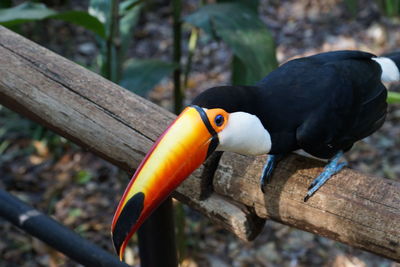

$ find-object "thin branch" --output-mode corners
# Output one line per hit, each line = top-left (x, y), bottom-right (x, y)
(105, 0), (120, 82)
(0, 189), (129, 267)
(183, 27), (199, 90)
(172, 0), (183, 114)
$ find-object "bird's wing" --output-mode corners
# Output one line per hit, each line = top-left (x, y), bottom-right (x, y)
(296, 56), (387, 159)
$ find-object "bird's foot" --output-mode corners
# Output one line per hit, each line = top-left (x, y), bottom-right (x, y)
(304, 151), (346, 202)
(260, 154), (283, 193)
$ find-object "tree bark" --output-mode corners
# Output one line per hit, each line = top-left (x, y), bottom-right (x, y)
(214, 152), (400, 261)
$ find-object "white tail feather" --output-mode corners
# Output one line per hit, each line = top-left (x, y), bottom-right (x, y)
(372, 57), (400, 83)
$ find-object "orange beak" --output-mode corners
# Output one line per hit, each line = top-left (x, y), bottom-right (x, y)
(111, 105), (228, 260)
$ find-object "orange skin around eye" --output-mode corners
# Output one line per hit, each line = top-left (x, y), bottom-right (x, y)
(205, 108), (229, 131)
(111, 106), (229, 260)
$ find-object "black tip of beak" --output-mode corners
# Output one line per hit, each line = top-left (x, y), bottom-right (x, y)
(112, 192), (145, 256)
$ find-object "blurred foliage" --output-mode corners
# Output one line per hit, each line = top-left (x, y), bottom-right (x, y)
(343, 0), (358, 17)
(0, 0), (278, 109)
(344, 0), (400, 18)
(121, 59), (178, 97)
(376, 0), (400, 17)
(185, 1), (278, 85)
(0, 2), (105, 37)
(74, 169), (94, 184)
(0, 106), (71, 164)
(0, 1), (176, 97)
(388, 91), (400, 103)
(89, 0), (176, 94)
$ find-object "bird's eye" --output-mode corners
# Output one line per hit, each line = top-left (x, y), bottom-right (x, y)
(214, 114), (224, 126)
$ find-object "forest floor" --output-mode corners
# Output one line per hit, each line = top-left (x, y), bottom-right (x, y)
(1, 0), (400, 266)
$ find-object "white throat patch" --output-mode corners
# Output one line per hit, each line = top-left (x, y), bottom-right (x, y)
(216, 112), (271, 155)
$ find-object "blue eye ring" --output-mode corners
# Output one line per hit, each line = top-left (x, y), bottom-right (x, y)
(214, 114), (224, 126)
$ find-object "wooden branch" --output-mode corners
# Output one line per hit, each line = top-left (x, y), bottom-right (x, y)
(0, 26), (399, 261)
(214, 153), (400, 261)
(0, 26), (263, 241)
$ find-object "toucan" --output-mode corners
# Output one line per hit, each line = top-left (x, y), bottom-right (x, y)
(111, 50), (400, 259)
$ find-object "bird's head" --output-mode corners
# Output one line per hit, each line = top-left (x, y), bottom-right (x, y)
(111, 87), (271, 260)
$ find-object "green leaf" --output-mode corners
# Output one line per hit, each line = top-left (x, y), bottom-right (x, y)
(68, 208), (82, 218)
(120, 0), (143, 15)
(89, 0), (143, 80)
(0, 2), (57, 26)
(388, 91), (400, 104)
(0, 140), (10, 155)
(119, 0), (142, 56)
(89, 0), (112, 36)
(75, 170), (93, 184)
(185, 3), (277, 85)
(51, 11), (106, 38)
(90, 0), (140, 38)
(0, 3), (105, 38)
(232, 55), (254, 85)
(120, 59), (177, 96)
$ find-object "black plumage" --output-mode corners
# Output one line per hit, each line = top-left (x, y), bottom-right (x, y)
(192, 50), (389, 159)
